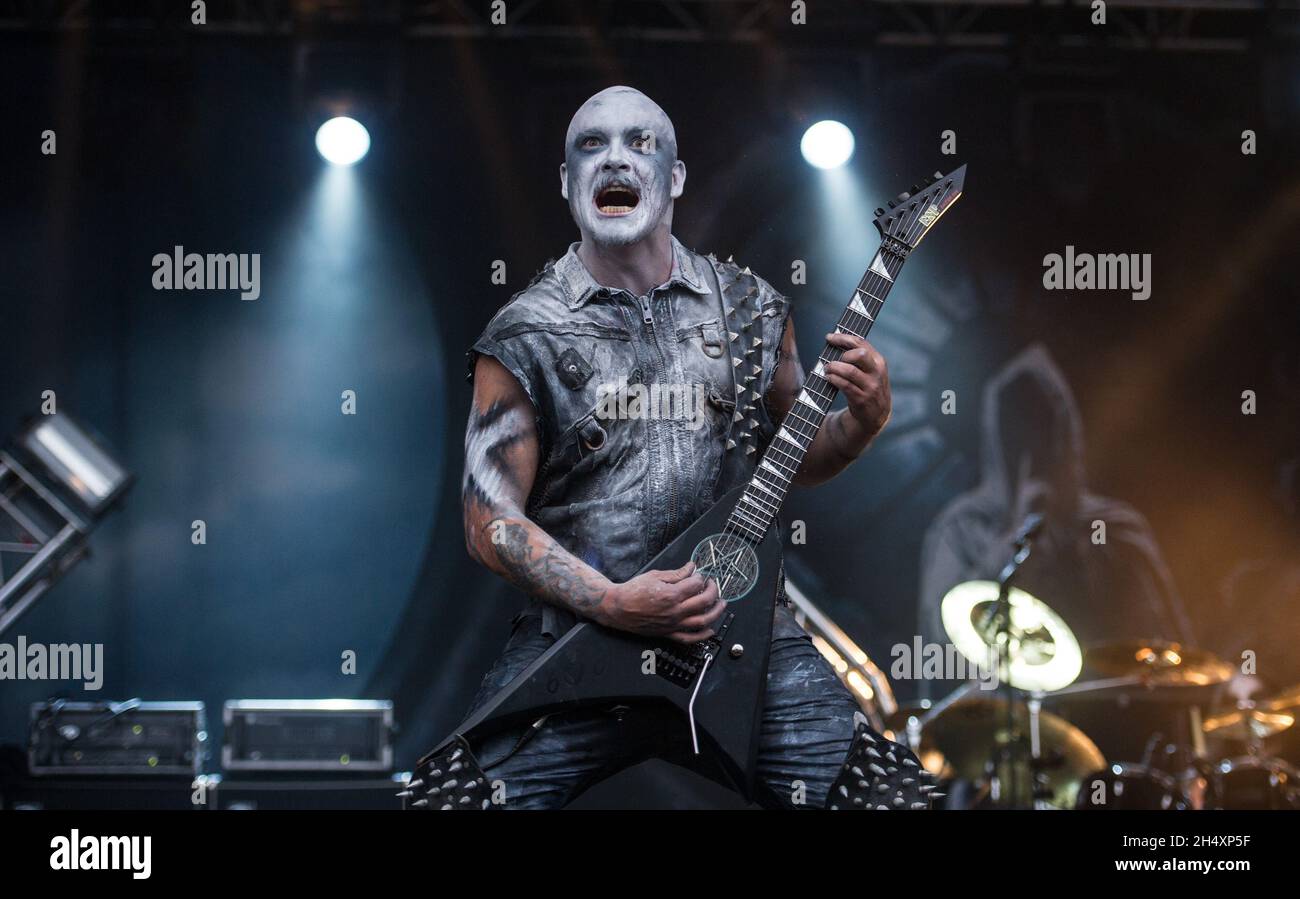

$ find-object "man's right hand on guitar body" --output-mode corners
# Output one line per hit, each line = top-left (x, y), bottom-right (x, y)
(597, 562), (725, 644)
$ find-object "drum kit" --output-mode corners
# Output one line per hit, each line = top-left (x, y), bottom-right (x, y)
(884, 577), (1300, 810)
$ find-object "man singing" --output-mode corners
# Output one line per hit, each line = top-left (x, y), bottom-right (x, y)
(411, 86), (931, 810)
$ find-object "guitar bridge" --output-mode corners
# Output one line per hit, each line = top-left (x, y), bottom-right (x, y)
(649, 610), (734, 688)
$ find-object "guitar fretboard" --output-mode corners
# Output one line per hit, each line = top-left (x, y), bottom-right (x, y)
(723, 246), (907, 544)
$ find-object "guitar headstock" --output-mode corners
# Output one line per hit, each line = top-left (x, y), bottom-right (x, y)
(872, 164), (966, 250)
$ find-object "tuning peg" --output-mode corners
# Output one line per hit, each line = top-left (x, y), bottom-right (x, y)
(933, 170), (943, 180)
(874, 207), (885, 217)
(896, 191), (911, 203)
(910, 183), (921, 194)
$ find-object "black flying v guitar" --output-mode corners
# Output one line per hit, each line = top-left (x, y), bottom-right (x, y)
(413, 165), (966, 806)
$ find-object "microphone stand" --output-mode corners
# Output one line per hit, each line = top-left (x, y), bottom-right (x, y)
(984, 525), (1037, 808)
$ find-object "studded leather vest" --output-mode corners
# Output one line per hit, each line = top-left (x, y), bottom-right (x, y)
(470, 237), (792, 637)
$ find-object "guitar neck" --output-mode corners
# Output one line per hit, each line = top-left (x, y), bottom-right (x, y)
(724, 240), (910, 543)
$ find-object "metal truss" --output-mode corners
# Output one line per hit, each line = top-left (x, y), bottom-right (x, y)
(1, 1), (1296, 53)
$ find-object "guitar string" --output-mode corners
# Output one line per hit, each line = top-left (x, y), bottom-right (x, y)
(751, 180), (953, 504)
(743, 183), (952, 520)
(716, 224), (907, 545)
(711, 178), (955, 558)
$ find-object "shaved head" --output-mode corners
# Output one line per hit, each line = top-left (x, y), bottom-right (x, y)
(560, 86), (685, 248)
(565, 86), (679, 160)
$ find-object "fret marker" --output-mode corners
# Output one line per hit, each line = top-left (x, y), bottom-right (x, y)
(849, 290), (875, 320)
(811, 360), (826, 378)
(777, 427), (805, 450)
(796, 390), (820, 411)
(869, 253), (893, 282)
(760, 459), (783, 477)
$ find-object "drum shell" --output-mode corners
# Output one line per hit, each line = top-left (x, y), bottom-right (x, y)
(1205, 757), (1300, 810)
(1075, 764), (1190, 810)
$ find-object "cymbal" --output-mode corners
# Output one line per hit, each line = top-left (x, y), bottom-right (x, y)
(940, 580), (1083, 692)
(1260, 683), (1300, 712)
(1202, 707), (1295, 741)
(1087, 640), (1233, 687)
(923, 696), (1104, 808)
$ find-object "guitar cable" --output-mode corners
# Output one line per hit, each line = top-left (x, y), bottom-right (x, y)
(480, 714), (552, 772)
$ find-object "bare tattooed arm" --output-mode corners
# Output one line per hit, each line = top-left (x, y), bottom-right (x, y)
(462, 355), (612, 614)
(766, 314), (892, 487)
(463, 355), (724, 642)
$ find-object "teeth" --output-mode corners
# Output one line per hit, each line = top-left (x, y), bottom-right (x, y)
(599, 205), (635, 214)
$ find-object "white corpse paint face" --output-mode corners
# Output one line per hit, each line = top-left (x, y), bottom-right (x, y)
(561, 88), (684, 248)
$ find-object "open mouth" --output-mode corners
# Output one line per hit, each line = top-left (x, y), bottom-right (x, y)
(594, 185), (640, 216)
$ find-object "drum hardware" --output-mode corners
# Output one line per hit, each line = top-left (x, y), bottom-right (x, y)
(936, 516), (1089, 807)
(904, 694), (1104, 809)
(909, 573), (1299, 811)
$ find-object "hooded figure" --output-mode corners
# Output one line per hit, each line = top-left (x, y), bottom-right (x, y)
(919, 344), (1194, 669)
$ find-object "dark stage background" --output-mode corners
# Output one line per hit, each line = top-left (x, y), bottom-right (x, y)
(1, 2), (1298, 806)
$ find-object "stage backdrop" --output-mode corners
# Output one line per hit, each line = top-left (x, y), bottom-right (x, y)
(2, 28), (1297, 802)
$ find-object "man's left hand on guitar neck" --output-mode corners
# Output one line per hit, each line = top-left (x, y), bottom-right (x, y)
(766, 318), (893, 487)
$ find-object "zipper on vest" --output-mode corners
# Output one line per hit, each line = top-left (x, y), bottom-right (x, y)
(636, 291), (680, 541)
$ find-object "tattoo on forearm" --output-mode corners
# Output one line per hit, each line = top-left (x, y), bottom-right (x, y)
(490, 520), (607, 612)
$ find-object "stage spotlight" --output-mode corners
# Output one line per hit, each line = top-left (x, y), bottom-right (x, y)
(20, 414), (132, 515)
(1, 413), (133, 636)
(801, 120), (855, 170)
(315, 116), (370, 166)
